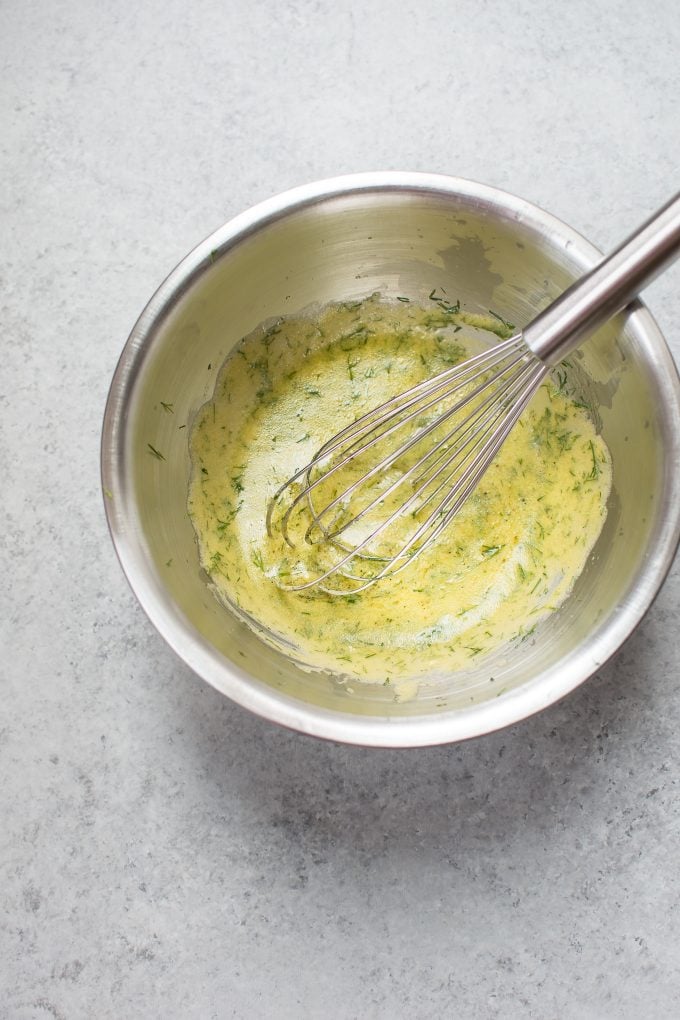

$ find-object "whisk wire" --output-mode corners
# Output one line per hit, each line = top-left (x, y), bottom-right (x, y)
(309, 360), (548, 596)
(313, 334), (526, 461)
(313, 359), (548, 596)
(267, 335), (551, 595)
(311, 350), (540, 546)
(266, 335), (525, 542)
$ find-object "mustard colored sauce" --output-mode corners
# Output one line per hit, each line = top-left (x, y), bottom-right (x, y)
(188, 295), (611, 683)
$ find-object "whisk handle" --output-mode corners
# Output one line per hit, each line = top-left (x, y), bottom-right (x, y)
(523, 191), (680, 366)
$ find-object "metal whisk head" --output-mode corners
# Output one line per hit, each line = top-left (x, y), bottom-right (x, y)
(266, 334), (549, 595)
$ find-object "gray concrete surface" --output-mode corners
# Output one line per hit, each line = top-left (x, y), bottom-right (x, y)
(2, 0), (680, 1016)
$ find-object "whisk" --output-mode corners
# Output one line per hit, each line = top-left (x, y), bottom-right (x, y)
(267, 191), (680, 595)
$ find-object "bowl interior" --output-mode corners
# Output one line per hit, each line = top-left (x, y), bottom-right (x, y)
(103, 176), (680, 744)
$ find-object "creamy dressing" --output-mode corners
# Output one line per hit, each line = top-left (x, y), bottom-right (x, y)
(188, 295), (611, 683)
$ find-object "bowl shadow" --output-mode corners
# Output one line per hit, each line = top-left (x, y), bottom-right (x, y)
(174, 583), (678, 863)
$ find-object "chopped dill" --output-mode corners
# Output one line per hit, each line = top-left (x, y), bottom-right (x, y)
(208, 550), (223, 574)
(347, 355), (359, 381)
(488, 308), (515, 331)
(585, 439), (600, 480)
(216, 501), (242, 530)
(481, 544), (502, 558)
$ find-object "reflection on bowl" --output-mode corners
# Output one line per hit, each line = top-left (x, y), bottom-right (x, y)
(102, 173), (680, 747)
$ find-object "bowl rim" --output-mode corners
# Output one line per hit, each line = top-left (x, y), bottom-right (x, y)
(101, 171), (680, 747)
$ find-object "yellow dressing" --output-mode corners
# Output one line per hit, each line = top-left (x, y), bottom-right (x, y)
(188, 295), (611, 683)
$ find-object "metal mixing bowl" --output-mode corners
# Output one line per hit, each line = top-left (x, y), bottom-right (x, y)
(102, 173), (680, 746)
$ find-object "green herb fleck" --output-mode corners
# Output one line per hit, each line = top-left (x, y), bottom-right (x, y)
(208, 550), (223, 574)
(488, 308), (515, 332)
(160, 401), (174, 414)
(147, 443), (165, 461)
(216, 501), (242, 530)
(556, 430), (575, 452)
(428, 288), (461, 314)
(481, 544), (502, 558)
(585, 439), (600, 480)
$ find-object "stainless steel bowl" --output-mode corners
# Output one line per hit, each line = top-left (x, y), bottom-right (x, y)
(102, 173), (680, 746)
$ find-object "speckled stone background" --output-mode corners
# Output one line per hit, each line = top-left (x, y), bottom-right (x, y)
(2, 1), (680, 1017)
